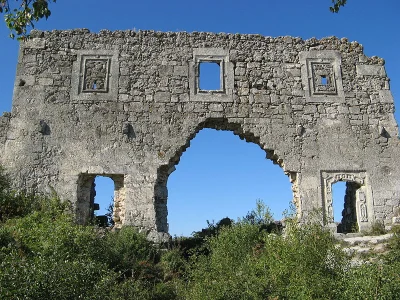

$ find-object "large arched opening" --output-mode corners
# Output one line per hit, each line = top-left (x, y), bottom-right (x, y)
(154, 118), (296, 236)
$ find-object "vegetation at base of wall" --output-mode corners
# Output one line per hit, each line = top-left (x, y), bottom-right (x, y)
(1, 167), (400, 299)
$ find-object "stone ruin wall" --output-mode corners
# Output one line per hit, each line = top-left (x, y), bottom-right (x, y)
(0, 29), (399, 240)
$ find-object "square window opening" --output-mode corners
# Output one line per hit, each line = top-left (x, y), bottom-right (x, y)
(321, 75), (328, 85)
(199, 61), (221, 91)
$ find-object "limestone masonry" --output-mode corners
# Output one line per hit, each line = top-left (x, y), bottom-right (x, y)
(1, 29), (399, 241)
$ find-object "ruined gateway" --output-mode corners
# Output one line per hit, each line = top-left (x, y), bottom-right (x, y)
(0, 29), (399, 241)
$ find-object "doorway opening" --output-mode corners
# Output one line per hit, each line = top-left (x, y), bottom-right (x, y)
(93, 176), (114, 226)
(332, 181), (360, 233)
(76, 173), (125, 227)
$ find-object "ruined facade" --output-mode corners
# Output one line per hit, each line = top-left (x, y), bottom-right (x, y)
(0, 29), (399, 241)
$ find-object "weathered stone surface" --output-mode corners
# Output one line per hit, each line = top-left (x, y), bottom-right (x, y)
(0, 30), (399, 241)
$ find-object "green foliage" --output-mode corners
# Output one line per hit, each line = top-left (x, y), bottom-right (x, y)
(330, 0), (348, 13)
(160, 248), (187, 280)
(241, 198), (274, 225)
(0, 0), (56, 39)
(100, 226), (159, 279)
(183, 219), (349, 300)
(258, 222), (348, 299)
(109, 279), (178, 300)
(386, 225), (400, 262)
(171, 217), (234, 261)
(0, 254), (116, 299)
(0, 174), (177, 299)
(184, 223), (264, 299)
(342, 261), (400, 299)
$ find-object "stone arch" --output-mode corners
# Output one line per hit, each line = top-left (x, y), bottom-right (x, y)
(321, 171), (373, 232)
(153, 117), (298, 234)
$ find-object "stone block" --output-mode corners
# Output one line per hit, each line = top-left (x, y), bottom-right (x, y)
(356, 64), (386, 76)
(38, 78), (54, 86)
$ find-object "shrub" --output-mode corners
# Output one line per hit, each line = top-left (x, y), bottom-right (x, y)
(160, 248), (187, 280)
(184, 223), (263, 299)
(257, 222), (349, 299)
(0, 253), (116, 300)
(184, 220), (351, 300)
(99, 226), (160, 279)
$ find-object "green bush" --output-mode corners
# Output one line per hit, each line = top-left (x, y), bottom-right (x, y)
(342, 261), (400, 299)
(256, 222), (348, 299)
(0, 187), (171, 299)
(160, 248), (187, 280)
(100, 226), (159, 279)
(184, 223), (263, 299)
(0, 254), (116, 300)
(183, 220), (351, 300)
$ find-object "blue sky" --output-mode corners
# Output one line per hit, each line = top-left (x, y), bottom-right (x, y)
(0, 0), (399, 236)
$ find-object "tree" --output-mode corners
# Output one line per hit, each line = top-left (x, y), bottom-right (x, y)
(0, 0), (56, 39)
(330, 0), (347, 13)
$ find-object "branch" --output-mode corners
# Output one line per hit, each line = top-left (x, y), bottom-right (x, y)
(330, 0), (348, 13)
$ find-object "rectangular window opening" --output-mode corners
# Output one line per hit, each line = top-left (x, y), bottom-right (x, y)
(199, 61), (221, 91)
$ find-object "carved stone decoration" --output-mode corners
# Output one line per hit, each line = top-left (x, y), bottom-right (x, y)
(299, 50), (344, 102)
(358, 190), (368, 222)
(71, 50), (119, 101)
(360, 203), (368, 222)
(82, 59), (110, 93)
(311, 62), (337, 95)
(321, 171), (372, 231)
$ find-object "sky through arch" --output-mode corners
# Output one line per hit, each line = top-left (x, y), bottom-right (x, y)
(166, 128), (293, 236)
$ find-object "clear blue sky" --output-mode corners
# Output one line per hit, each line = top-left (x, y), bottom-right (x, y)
(0, 0), (399, 236)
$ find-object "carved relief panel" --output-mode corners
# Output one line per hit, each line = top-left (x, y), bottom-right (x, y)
(71, 50), (119, 101)
(82, 59), (110, 93)
(311, 62), (337, 95)
(300, 50), (344, 102)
